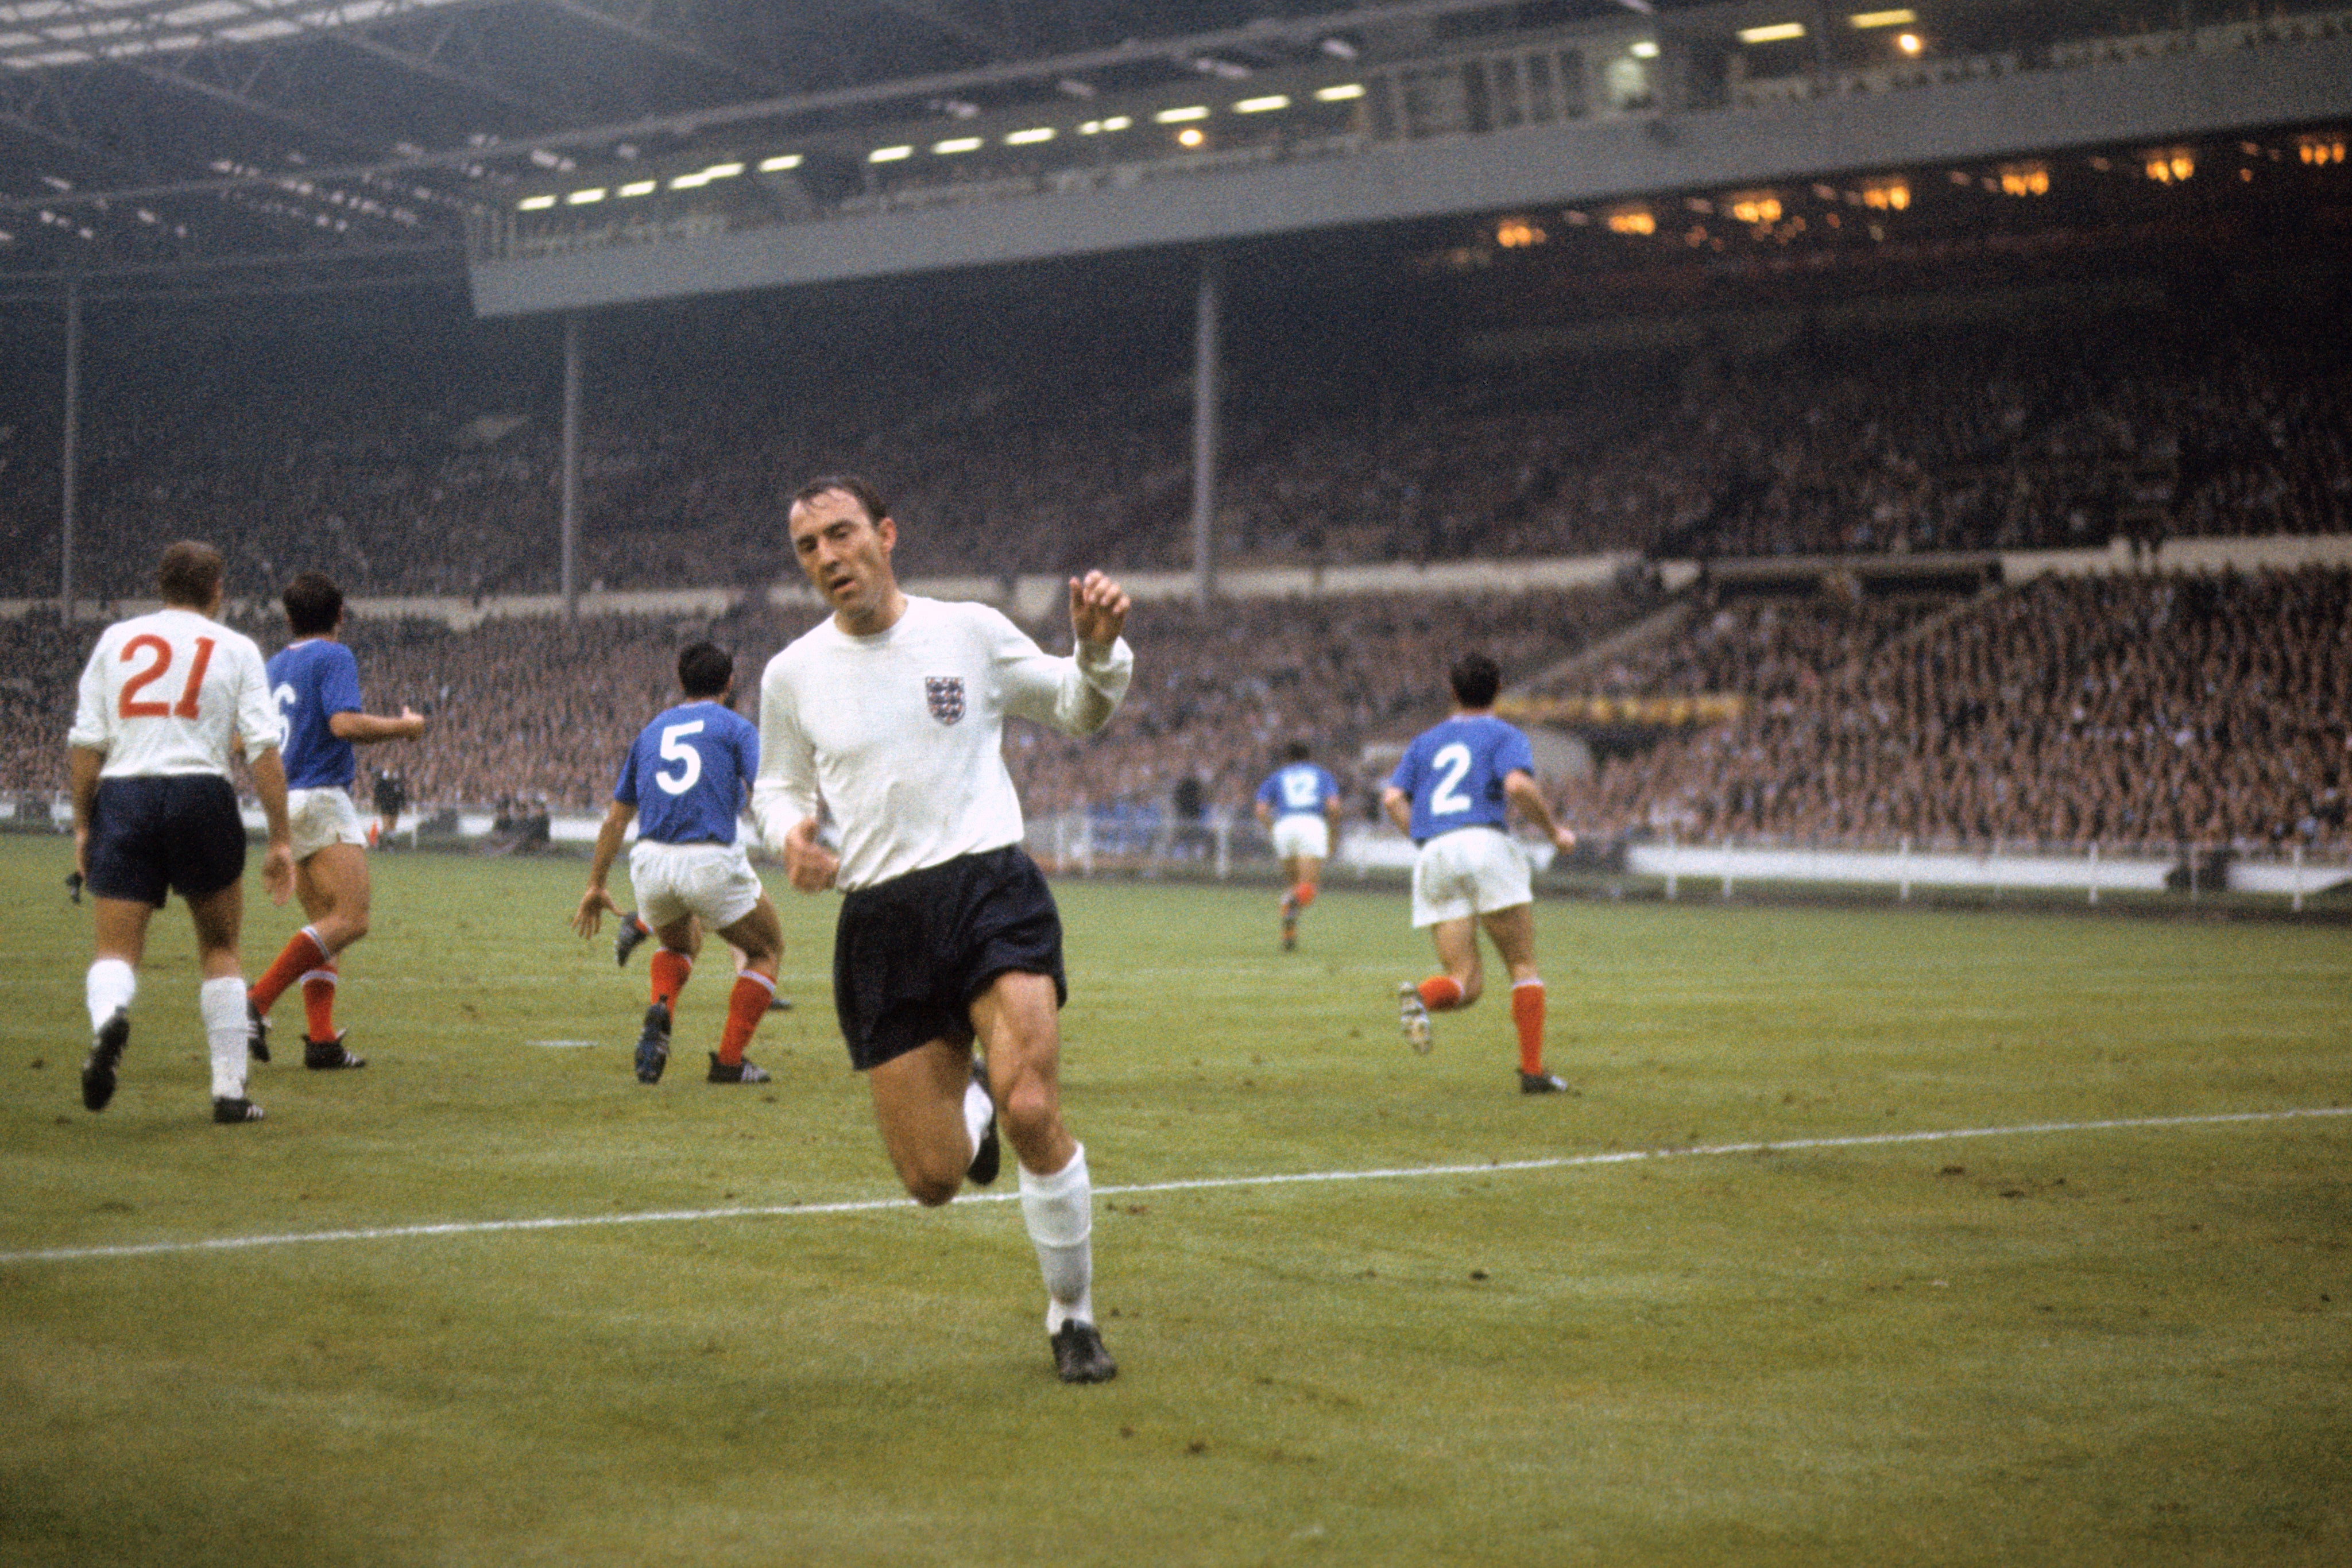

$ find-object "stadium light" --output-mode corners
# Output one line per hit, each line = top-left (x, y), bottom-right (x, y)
(1177, 127), (1206, 148)
(1234, 95), (1290, 113)
(868, 145), (914, 162)
(1313, 83), (1365, 102)
(1738, 22), (1808, 43)
(1630, 40), (1660, 59)
(1155, 106), (1210, 123)
(564, 188), (605, 204)
(757, 154), (803, 172)
(516, 194), (556, 210)
(617, 180), (657, 198)
(1849, 8), (1916, 25)
(933, 137), (984, 154)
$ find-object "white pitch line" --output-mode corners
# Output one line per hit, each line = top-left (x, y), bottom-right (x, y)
(3, 1106), (2345, 1268)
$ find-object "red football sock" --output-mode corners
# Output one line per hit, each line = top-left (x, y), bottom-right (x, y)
(649, 948), (693, 1009)
(717, 972), (775, 1066)
(301, 962), (339, 1042)
(250, 927), (329, 1014)
(1511, 979), (1546, 1077)
(1419, 975), (1465, 1012)
(1290, 882), (1317, 910)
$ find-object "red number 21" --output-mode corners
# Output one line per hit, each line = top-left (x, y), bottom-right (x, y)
(118, 634), (216, 721)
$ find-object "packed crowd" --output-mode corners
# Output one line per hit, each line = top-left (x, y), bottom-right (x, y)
(1007, 586), (1647, 821)
(1556, 567), (2352, 854)
(6, 312), (2345, 603)
(7, 565), (2343, 860)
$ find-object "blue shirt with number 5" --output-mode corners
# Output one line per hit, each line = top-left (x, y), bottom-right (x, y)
(616, 699), (760, 846)
(1388, 714), (1533, 845)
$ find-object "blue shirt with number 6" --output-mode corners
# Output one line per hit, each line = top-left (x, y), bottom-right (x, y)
(615, 699), (760, 846)
(1388, 714), (1533, 845)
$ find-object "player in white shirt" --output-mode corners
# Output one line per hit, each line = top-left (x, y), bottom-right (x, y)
(753, 475), (1132, 1384)
(67, 541), (295, 1124)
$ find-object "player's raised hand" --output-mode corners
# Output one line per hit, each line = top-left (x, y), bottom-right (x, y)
(1069, 570), (1130, 650)
(573, 884), (617, 939)
(783, 815), (840, 894)
(1552, 824), (1577, 854)
(397, 704), (429, 740)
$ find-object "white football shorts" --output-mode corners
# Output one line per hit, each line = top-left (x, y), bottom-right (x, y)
(1269, 814), (1331, 862)
(286, 786), (369, 862)
(628, 838), (764, 933)
(1410, 826), (1533, 928)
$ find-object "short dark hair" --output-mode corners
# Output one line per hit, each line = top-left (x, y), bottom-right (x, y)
(678, 641), (734, 699)
(789, 474), (891, 525)
(282, 570), (345, 637)
(1449, 652), (1502, 710)
(1285, 740), (1312, 762)
(156, 541), (223, 609)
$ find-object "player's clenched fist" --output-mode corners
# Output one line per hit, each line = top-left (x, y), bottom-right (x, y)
(1069, 571), (1129, 651)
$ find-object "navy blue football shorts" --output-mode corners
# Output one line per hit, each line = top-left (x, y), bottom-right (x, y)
(84, 774), (248, 907)
(831, 843), (1067, 1071)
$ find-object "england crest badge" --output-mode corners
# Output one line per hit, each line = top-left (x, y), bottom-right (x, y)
(924, 675), (966, 725)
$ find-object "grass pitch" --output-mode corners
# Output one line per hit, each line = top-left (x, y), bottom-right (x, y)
(2, 834), (2347, 1567)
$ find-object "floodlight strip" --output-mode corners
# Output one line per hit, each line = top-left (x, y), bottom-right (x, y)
(0, 0), (1563, 211)
(3, 1105), (2342, 1267)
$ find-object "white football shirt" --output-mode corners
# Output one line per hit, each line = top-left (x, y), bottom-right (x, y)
(68, 607), (283, 779)
(753, 596), (1132, 891)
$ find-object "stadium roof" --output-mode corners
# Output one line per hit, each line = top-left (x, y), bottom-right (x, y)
(0, 0), (1684, 297)
(1, 0), (2345, 303)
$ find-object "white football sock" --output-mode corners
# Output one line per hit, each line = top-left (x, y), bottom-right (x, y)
(87, 959), (137, 1032)
(200, 976), (247, 1100)
(962, 1068), (993, 1163)
(1019, 1143), (1094, 1332)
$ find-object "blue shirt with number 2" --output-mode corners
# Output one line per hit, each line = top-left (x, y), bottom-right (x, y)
(1388, 714), (1533, 845)
(616, 699), (760, 846)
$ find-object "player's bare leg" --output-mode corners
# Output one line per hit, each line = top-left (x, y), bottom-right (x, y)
(705, 898), (783, 1083)
(973, 970), (1112, 1380)
(248, 842), (372, 1067)
(1281, 854), (1323, 951)
(185, 880), (264, 1121)
(1398, 914), (1483, 1056)
(1478, 902), (1562, 1094)
(866, 1040), (981, 1207)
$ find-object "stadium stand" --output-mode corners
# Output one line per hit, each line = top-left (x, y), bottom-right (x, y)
(5, 306), (2345, 602)
(6, 566), (2345, 866)
(1553, 566), (2351, 855)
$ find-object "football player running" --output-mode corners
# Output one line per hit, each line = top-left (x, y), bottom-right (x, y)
(69, 541), (294, 1124)
(244, 571), (427, 1072)
(1254, 740), (1344, 950)
(575, 642), (785, 1086)
(753, 475), (1132, 1384)
(1383, 653), (1579, 1094)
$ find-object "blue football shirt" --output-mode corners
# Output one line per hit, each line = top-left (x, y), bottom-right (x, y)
(268, 638), (365, 790)
(617, 700), (760, 846)
(1387, 714), (1534, 844)
(1257, 761), (1340, 819)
